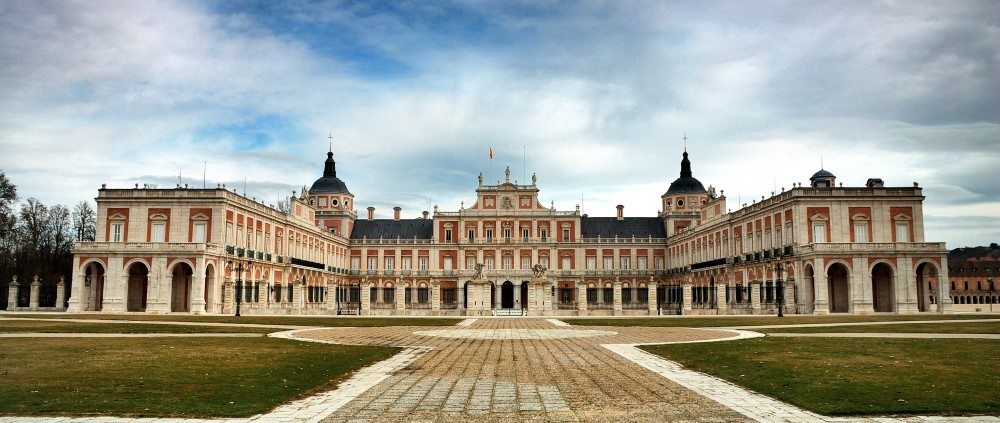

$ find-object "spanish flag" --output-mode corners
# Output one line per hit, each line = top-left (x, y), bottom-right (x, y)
(489, 147), (493, 160)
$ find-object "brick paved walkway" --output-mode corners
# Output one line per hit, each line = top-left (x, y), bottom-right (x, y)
(293, 318), (751, 422)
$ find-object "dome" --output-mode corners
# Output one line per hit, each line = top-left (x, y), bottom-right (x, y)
(310, 152), (352, 195)
(810, 169), (836, 180)
(664, 150), (708, 195)
(666, 177), (707, 195)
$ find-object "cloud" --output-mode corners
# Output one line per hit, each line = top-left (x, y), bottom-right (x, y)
(0, 0), (997, 249)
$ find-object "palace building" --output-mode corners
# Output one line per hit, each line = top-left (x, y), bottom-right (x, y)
(67, 144), (954, 316)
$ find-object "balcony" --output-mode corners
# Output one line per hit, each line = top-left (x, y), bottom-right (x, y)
(784, 245), (794, 256)
(443, 270), (454, 276)
(419, 269), (429, 276)
(350, 269), (360, 276)
(561, 270), (571, 276)
(586, 270), (596, 276)
(402, 270), (412, 276)
(603, 270), (614, 276)
(367, 270), (376, 276)
(797, 242), (947, 255)
(384, 270), (394, 276)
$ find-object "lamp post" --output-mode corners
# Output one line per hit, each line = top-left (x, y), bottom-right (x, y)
(227, 257), (253, 317)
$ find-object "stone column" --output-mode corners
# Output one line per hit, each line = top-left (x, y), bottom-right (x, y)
(55, 276), (67, 311)
(577, 282), (587, 314)
(191, 259), (206, 315)
(682, 282), (692, 314)
(29, 276), (41, 310)
(613, 277), (622, 316)
(458, 282), (466, 311)
(222, 279), (234, 315)
(7, 276), (18, 310)
(360, 280), (372, 316)
(936, 256), (954, 313)
(146, 257), (169, 314)
(853, 257), (873, 315)
(67, 265), (84, 312)
(431, 279), (440, 314)
(647, 280), (657, 315)
(812, 258), (830, 315)
(716, 283), (728, 313)
(326, 278), (337, 313)
(395, 281), (406, 315)
(783, 281), (796, 315)
(750, 281), (761, 313)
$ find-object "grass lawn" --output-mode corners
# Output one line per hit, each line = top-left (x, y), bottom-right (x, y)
(0, 319), (275, 334)
(569, 314), (1000, 328)
(0, 313), (462, 327)
(641, 337), (1000, 416)
(0, 337), (398, 417)
(760, 321), (1000, 334)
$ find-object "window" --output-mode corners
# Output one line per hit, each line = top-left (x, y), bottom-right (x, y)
(586, 257), (596, 270)
(111, 222), (124, 242)
(503, 228), (511, 243)
(620, 257), (631, 270)
(522, 228), (529, 242)
(812, 224), (826, 243)
(603, 257), (613, 270)
(194, 223), (207, 243)
(655, 257), (664, 270)
(237, 228), (244, 247)
(502, 256), (512, 270)
(854, 222), (868, 243)
(402, 257), (411, 270)
(419, 257), (428, 270)
(226, 223), (233, 245)
(351, 257), (360, 270)
(540, 256), (549, 269)
(256, 232), (262, 250)
(444, 256), (453, 270)
(367, 257), (377, 270)
(264, 234), (270, 253)
(486, 229), (494, 242)
(638, 256), (647, 270)
(561, 256), (571, 270)
(895, 222), (909, 242)
(385, 257), (394, 270)
(485, 257), (494, 270)
(522, 256), (531, 269)
(764, 230), (771, 249)
(151, 222), (165, 242)
(562, 228), (570, 242)
(467, 228), (475, 242)
(445, 229), (452, 242)
(466, 257), (475, 270)
(776, 227), (782, 246)
(540, 228), (548, 242)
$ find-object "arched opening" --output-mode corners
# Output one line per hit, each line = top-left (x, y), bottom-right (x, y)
(170, 263), (193, 312)
(827, 263), (850, 313)
(490, 282), (496, 309)
(204, 263), (216, 314)
(84, 261), (106, 312)
(463, 281), (469, 309)
(501, 281), (514, 309)
(520, 281), (528, 310)
(871, 263), (894, 312)
(126, 262), (149, 312)
(804, 264), (816, 314)
(914, 262), (936, 312)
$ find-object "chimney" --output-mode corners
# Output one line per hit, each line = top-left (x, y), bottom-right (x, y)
(616, 204), (624, 221)
(422, 210), (429, 219)
(367, 207), (375, 220)
(393, 206), (401, 220)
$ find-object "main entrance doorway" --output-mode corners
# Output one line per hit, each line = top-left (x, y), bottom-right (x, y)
(501, 281), (514, 309)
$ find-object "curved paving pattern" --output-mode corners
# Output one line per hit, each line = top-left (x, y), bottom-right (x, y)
(293, 318), (751, 422)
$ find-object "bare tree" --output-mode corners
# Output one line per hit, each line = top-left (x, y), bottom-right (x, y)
(72, 201), (96, 241)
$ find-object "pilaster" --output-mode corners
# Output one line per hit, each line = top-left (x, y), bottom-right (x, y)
(191, 258), (206, 314)
(222, 279), (234, 315)
(682, 282), (692, 313)
(67, 266), (84, 312)
(813, 257), (830, 315)
(716, 283), (727, 312)
(577, 281), (587, 313)
(750, 281), (761, 313)
(361, 280), (372, 315)
(395, 280), (405, 315)
(853, 256), (873, 315)
(647, 279), (657, 315)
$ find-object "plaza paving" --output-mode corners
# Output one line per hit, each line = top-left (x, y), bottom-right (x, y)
(2, 316), (999, 423)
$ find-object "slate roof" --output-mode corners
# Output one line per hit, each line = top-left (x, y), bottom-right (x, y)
(581, 216), (667, 239)
(350, 219), (434, 240)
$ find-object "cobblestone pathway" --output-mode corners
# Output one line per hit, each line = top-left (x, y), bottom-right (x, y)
(294, 318), (751, 423)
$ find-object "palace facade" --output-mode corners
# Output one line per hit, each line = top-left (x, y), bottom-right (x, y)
(67, 146), (954, 316)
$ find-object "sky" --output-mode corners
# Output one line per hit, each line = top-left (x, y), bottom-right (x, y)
(0, 0), (998, 248)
